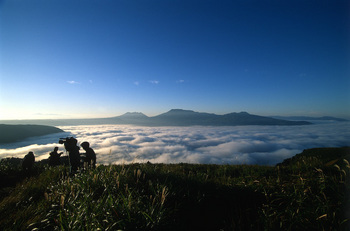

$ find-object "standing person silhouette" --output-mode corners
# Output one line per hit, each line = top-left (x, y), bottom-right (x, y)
(68, 138), (80, 172)
(81, 142), (96, 169)
(59, 137), (80, 173)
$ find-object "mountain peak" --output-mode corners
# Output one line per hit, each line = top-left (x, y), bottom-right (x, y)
(168, 109), (195, 113)
(119, 112), (148, 118)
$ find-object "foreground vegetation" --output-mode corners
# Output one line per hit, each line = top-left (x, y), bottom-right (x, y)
(0, 147), (349, 230)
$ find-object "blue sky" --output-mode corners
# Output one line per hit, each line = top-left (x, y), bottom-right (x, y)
(1, 0), (349, 119)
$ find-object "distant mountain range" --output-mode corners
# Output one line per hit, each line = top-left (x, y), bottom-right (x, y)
(0, 109), (313, 126)
(115, 109), (311, 126)
(271, 116), (348, 122)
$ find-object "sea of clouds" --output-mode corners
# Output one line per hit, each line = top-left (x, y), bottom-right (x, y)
(1, 122), (349, 165)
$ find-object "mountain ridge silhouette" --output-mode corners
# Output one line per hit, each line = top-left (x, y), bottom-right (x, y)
(0, 109), (315, 126)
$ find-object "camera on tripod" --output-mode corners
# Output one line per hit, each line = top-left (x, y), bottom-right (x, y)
(59, 137), (78, 152)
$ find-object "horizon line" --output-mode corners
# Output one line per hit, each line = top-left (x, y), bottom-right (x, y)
(0, 109), (349, 121)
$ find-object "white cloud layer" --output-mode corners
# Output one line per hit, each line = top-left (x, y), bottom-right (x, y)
(1, 122), (349, 165)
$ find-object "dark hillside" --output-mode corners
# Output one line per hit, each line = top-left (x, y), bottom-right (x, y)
(279, 146), (350, 167)
(0, 147), (348, 230)
(0, 124), (64, 144)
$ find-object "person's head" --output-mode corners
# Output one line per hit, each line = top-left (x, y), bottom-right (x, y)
(27, 151), (34, 158)
(81, 142), (90, 149)
(59, 137), (78, 152)
(54, 147), (59, 152)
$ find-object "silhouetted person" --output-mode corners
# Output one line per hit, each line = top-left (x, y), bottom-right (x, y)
(68, 138), (80, 172)
(22, 151), (35, 173)
(48, 147), (63, 167)
(59, 137), (80, 172)
(81, 141), (96, 169)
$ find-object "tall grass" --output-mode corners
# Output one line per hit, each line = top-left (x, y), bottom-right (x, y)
(0, 147), (349, 230)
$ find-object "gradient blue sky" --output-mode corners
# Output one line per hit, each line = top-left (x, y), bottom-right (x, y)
(1, 0), (349, 120)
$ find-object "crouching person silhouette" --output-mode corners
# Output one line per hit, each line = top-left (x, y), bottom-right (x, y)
(81, 141), (96, 169)
(22, 151), (35, 174)
(48, 147), (63, 167)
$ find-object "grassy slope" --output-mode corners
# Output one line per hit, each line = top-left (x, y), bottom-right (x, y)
(0, 147), (349, 230)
